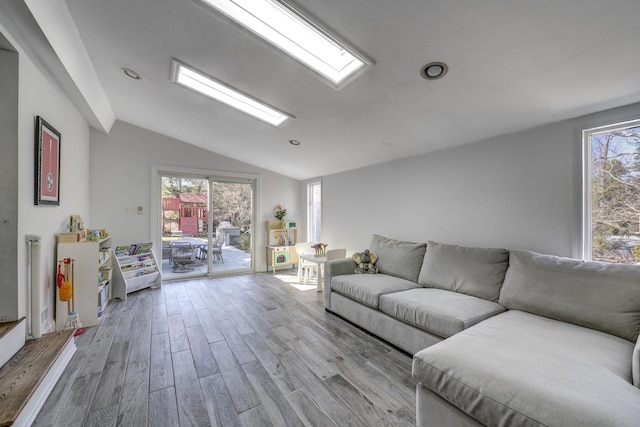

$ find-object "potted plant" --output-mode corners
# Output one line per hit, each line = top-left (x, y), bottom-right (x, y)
(274, 205), (287, 221)
(311, 242), (327, 256)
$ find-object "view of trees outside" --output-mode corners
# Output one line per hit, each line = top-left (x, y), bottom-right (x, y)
(162, 177), (252, 250)
(590, 124), (640, 263)
(307, 182), (321, 242)
(210, 181), (252, 233)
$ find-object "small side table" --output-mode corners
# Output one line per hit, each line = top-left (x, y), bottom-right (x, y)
(299, 253), (327, 292)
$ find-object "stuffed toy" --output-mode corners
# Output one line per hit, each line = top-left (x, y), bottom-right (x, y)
(353, 249), (379, 274)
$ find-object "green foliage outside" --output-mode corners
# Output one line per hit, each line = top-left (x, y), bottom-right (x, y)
(590, 127), (640, 263)
(162, 177), (252, 252)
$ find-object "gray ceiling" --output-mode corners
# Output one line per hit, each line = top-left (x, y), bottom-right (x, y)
(58, 0), (640, 179)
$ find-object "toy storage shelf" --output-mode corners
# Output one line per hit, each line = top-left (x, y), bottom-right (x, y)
(55, 236), (112, 330)
(112, 243), (161, 300)
(266, 220), (299, 272)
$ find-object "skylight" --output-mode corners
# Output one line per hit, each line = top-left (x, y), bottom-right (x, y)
(199, 0), (373, 88)
(171, 60), (292, 127)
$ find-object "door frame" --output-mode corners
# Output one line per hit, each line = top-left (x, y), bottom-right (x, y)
(151, 164), (260, 277)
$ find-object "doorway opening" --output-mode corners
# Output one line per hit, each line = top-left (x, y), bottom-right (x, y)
(157, 171), (255, 279)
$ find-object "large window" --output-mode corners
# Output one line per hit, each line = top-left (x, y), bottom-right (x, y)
(583, 120), (640, 263)
(307, 181), (321, 242)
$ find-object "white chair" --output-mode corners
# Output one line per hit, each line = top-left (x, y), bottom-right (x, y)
(302, 247), (348, 285)
(295, 242), (315, 283)
(315, 248), (348, 286)
(326, 248), (347, 260)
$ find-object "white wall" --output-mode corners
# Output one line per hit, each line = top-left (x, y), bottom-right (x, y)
(0, 24), (91, 330)
(89, 121), (300, 271)
(321, 102), (640, 258)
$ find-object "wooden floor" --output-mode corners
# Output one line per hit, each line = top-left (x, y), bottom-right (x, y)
(0, 329), (74, 426)
(32, 272), (416, 426)
(0, 319), (24, 340)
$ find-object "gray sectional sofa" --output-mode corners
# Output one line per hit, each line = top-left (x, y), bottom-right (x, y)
(324, 234), (640, 426)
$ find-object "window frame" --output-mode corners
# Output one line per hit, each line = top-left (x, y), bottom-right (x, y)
(306, 181), (321, 243)
(582, 118), (640, 261)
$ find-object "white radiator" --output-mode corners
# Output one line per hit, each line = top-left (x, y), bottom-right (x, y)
(26, 235), (42, 339)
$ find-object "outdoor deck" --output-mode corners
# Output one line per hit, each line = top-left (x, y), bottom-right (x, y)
(161, 245), (253, 280)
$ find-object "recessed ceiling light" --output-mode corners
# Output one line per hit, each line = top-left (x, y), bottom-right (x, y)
(171, 59), (293, 127)
(420, 62), (448, 80)
(289, 139), (301, 146)
(121, 67), (141, 80)
(198, 0), (373, 89)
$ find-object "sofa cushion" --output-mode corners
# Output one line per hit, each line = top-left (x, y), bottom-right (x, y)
(500, 249), (640, 342)
(413, 310), (640, 427)
(417, 241), (509, 302)
(368, 234), (426, 282)
(330, 273), (420, 309)
(379, 288), (505, 338)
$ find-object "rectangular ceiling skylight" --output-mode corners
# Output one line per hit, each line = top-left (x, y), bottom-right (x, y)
(199, 0), (373, 88)
(171, 60), (292, 126)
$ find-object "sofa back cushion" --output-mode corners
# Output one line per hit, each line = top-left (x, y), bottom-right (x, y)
(368, 234), (426, 282)
(500, 249), (640, 342)
(417, 241), (509, 302)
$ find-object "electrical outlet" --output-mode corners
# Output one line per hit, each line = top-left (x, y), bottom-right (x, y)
(137, 206), (143, 215)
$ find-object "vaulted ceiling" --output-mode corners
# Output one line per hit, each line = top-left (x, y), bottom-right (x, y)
(9, 1), (640, 179)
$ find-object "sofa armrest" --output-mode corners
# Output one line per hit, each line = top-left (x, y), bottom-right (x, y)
(324, 258), (354, 310)
(634, 334), (640, 388)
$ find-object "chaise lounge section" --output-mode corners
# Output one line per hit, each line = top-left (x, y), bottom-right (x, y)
(324, 235), (640, 426)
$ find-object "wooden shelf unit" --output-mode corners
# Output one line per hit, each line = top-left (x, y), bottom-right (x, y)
(55, 236), (112, 330)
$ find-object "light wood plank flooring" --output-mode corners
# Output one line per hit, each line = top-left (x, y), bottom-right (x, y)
(33, 272), (416, 426)
(0, 329), (74, 426)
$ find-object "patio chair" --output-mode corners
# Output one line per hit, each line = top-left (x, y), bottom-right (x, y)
(171, 241), (196, 272)
(162, 241), (172, 264)
(196, 234), (224, 263)
(211, 233), (224, 262)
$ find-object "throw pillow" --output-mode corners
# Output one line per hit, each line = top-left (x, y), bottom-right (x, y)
(418, 241), (509, 302)
(369, 234), (426, 282)
(500, 250), (640, 343)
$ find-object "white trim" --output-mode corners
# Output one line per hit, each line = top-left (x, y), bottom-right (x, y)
(0, 317), (25, 368)
(14, 334), (76, 427)
(306, 179), (322, 242)
(581, 128), (593, 261)
(581, 118), (640, 261)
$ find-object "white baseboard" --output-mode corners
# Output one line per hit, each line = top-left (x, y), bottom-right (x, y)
(42, 319), (55, 335)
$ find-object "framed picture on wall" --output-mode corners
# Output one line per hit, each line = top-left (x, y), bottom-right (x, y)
(34, 116), (61, 205)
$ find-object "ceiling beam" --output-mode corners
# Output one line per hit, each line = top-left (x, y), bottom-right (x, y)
(0, 0), (115, 133)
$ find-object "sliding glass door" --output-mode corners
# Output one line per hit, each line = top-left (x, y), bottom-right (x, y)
(158, 171), (254, 280)
(209, 179), (253, 275)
